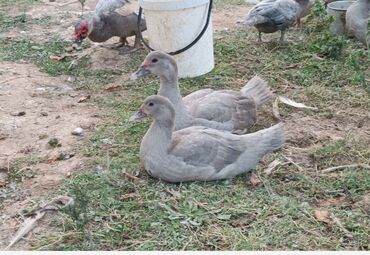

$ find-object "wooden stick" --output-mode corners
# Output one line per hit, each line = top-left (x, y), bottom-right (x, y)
(321, 164), (370, 173)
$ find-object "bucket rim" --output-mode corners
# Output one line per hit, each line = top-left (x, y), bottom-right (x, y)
(139, 0), (210, 11)
(327, 0), (355, 11)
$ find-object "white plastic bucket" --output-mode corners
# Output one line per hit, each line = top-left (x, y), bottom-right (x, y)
(327, 1), (355, 34)
(139, 0), (214, 78)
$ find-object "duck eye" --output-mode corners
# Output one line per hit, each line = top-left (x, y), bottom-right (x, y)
(148, 102), (154, 106)
(151, 58), (158, 63)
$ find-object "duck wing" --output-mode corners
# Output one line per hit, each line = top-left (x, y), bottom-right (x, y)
(244, 0), (299, 27)
(183, 89), (214, 105)
(186, 90), (256, 125)
(169, 126), (246, 172)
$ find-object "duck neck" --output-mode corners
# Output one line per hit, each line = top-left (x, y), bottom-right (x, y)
(158, 75), (190, 118)
(141, 119), (173, 157)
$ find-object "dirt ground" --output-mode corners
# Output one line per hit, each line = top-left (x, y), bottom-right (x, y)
(0, 0), (252, 250)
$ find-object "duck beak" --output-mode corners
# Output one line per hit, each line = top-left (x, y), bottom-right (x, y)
(129, 109), (147, 122)
(130, 66), (151, 80)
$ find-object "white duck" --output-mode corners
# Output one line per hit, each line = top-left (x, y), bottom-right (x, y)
(131, 51), (272, 133)
(129, 95), (285, 183)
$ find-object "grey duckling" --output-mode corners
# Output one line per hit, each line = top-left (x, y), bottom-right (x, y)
(129, 95), (285, 183)
(238, 0), (310, 41)
(131, 51), (272, 133)
(74, 0), (146, 48)
(346, 0), (370, 48)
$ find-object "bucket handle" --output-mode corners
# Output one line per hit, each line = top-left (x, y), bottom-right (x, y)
(137, 0), (213, 56)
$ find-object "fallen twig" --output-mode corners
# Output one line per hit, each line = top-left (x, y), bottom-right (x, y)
(5, 196), (73, 250)
(122, 171), (143, 183)
(331, 214), (353, 238)
(5, 211), (46, 250)
(282, 155), (304, 171)
(272, 97), (281, 120)
(0, 76), (26, 85)
(321, 164), (370, 173)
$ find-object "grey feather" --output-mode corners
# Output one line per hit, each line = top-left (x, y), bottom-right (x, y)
(95, 0), (129, 16)
(345, 0), (370, 48)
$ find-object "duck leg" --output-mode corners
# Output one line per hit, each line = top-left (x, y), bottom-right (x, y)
(296, 18), (301, 27)
(279, 30), (285, 42)
(108, 37), (128, 49)
(133, 34), (142, 48)
(258, 31), (262, 42)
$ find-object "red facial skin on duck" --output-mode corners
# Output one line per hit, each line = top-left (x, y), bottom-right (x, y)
(75, 22), (89, 42)
(142, 61), (150, 68)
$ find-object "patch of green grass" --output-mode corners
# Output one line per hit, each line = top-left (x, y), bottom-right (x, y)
(214, 0), (245, 7)
(0, 13), (27, 33)
(0, 0), (39, 12)
(6, 155), (40, 182)
(0, 37), (119, 89)
(309, 137), (370, 170)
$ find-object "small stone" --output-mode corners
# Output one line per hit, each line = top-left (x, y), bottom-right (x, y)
(31, 46), (43, 50)
(48, 138), (61, 148)
(65, 46), (74, 52)
(10, 111), (26, 116)
(39, 134), (48, 140)
(67, 76), (76, 82)
(60, 152), (75, 160)
(40, 112), (48, 116)
(77, 95), (91, 103)
(72, 127), (83, 136)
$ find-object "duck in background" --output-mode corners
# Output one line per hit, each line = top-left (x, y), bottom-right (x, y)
(346, 0), (370, 48)
(238, 0), (310, 42)
(73, 0), (146, 49)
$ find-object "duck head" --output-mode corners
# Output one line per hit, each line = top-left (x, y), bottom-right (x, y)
(73, 20), (90, 47)
(131, 51), (178, 81)
(129, 95), (176, 124)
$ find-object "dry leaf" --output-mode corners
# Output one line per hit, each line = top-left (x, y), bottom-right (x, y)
(104, 83), (121, 91)
(49, 54), (66, 61)
(315, 196), (346, 207)
(122, 171), (143, 183)
(231, 214), (256, 227)
(272, 97), (281, 120)
(5, 211), (46, 250)
(285, 63), (301, 69)
(314, 210), (332, 224)
(250, 173), (261, 186)
(278, 96), (318, 110)
(165, 188), (181, 198)
(120, 192), (138, 200)
(77, 95), (91, 103)
(0, 180), (6, 187)
(264, 159), (282, 175)
(5, 195), (73, 249)
(47, 151), (62, 163)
